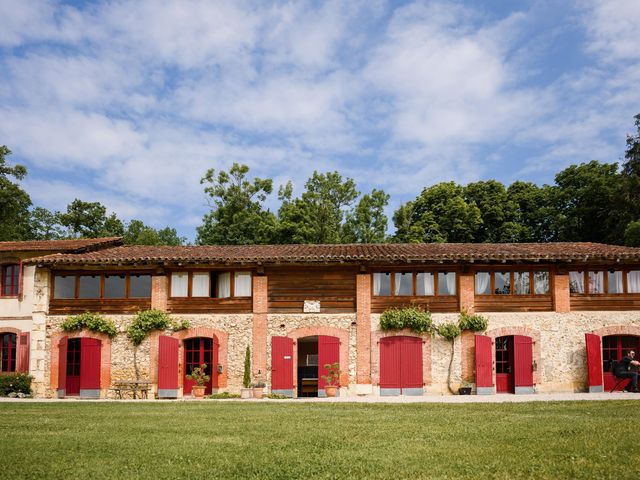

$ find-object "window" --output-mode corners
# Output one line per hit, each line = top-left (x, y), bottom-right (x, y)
(475, 272), (491, 295)
(170, 271), (252, 299)
(53, 273), (152, 300)
(588, 271), (604, 294)
(608, 271), (623, 294)
(0, 333), (16, 372)
(629, 271), (640, 294)
(1, 264), (20, 296)
(569, 271), (584, 294)
(373, 271), (453, 297)
(494, 272), (510, 295)
(514, 272), (530, 295)
(534, 272), (550, 295)
(475, 271), (550, 296)
(570, 269), (640, 295)
(602, 335), (640, 371)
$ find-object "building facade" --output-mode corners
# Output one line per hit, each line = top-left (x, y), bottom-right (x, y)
(3, 241), (639, 398)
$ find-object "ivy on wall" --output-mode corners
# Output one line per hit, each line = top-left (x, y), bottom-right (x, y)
(380, 307), (433, 335)
(61, 312), (118, 338)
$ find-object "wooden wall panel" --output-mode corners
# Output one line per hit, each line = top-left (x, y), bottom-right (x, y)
(475, 296), (553, 312)
(570, 295), (640, 311)
(49, 299), (151, 315)
(371, 296), (458, 313)
(167, 298), (252, 314)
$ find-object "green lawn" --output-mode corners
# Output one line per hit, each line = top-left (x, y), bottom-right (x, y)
(1, 401), (639, 479)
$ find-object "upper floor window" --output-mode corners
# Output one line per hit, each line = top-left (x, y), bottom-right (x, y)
(570, 270), (640, 295)
(53, 273), (152, 299)
(0, 333), (16, 372)
(372, 271), (456, 297)
(1, 264), (20, 296)
(475, 271), (550, 296)
(170, 271), (252, 298)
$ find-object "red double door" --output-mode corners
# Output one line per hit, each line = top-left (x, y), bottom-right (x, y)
(271, 336), (339, 397)
(475, 335), (534, 394)
(58, 337), (101, 398)
(379, 336), (423, 395)
(585, 333), (640, 392)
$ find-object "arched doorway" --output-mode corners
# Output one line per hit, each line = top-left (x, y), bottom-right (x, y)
(602, 335), (640, 391)
(183, 337), (218, 395)
(495, 336), (514, 393)
(57, 337), (102, 398)
(487, 335), (533, 394)
(379, 336), (423, 396)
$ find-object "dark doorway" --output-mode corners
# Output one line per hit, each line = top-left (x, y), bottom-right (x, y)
(66, 338), (81, 396)
(183, 337), (214, 395)
(495, 336), (514, 393)
(297, 336), (318, 397)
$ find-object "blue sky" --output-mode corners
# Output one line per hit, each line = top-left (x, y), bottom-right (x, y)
(1, 0), (639, 241)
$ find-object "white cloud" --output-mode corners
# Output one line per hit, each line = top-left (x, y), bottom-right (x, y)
(583, 0), (640, 61)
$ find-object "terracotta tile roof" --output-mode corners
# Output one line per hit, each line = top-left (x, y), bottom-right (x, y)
(25, 242), (640, 266)
(0, 237), (123, 253)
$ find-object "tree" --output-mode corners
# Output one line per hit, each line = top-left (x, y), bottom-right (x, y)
(0, 146), (32, 241)
(464, 180), (518, 243)
(28, 207), (65, 240)
(622, 113), (640, 236)
(342, 189), (390, 243)
(624, 220), (640, 247)
(58, 199), (125, 238)
(123, 220), (185, 246)
(506, 181), (559, 242)
(196, 164), (277, 245)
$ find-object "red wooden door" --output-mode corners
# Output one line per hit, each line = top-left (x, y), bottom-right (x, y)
(79, 338), (102, 398)
(183, 337), (214, 395)
(475, 334), (494, 394)
(66, 338), (81, 396)
(57, 337), (68, 398)
(17, 332), (29, 373)
(400, 336), (423, 395)
(495, 336), (513, 393)
(271, 336), (293, 396)
(513, 335), (534, 394)
(318, 336), (340, 395)
(380, 337), (401, 395)
(158, 335), (179, 398)
(585, 333), (603, 393)
(602, 335), (640, 391)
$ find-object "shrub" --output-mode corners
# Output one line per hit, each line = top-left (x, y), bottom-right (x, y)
(0, 373), (32, 396)
(61, 312), (118, 338)
(210, 392), (241, 399)
(321, 362), (341, 387)
(186, 364), (210, 386)
(264, 393), (290, 399)
(126, 310), (189, 346)
(437, 322), (461, 341)
(243, 346), (251, 388)
(380, 307), (433, 334)
(458, 311), (488, 332)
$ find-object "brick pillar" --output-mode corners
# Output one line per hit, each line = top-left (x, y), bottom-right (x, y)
(151, 275), (168, 311)
(252, 275), (268, 381)
(460, 330), (475, 383)
(356, 274), (372, 391)
(459, 272), (475, 314)
(554, 273), (570, 313)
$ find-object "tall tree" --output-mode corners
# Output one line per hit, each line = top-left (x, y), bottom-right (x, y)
(342, 189), (390, 243)
(506, 181), (559, 242)
(58, 199), (125, 238)
(196, 164), (276, 245)
(28, 207), (65, 240)
(124, 220), (185, 245)
(622, 113), (640, 244)
(0, 146), (32, 241)
(464, 180), (518, 242)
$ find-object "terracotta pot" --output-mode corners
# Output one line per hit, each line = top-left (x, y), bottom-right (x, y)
(192, 386), (206, 399)
(241, 388), (253, 399)
(325, 385), (338, 397)
(253, 387), (264, 399)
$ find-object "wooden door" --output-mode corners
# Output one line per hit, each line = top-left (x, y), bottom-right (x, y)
(57, 337), (68, 398)
(183, 337), (214, 395)
(318, 335), (340, 397)
(66, 338), (81, 396)
(513, 335), (534, 394)
(495, 336), (514, 393)
(271, 336), (293, 396)
(475, 335), (494, 394)
(79, 338), (102, 398)
(158, 335), (179, 398)
(400, 336), (423, 395)
(585, 333), (603, 393)
(16, 332), (30, 373)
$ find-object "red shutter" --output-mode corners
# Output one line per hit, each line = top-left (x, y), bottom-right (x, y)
(57, 337), (68, 397)
(17, 332), (30, 373)
(157, 335), (179, 398)
(513, 335), (534, 394)
(17, 259), (23, 299)
(401, 337), (423, 391)
(212, 335), (220, 388)
(475, 335), (493, 394)
(318, 335), (340, 391)
(271, 336), (293, 394)
(79, 338), (101, 397)
(585, 333), (603, 393)
(380, 337), (401, 392)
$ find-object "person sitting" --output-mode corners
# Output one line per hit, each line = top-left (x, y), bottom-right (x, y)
(614, 350), (640, 392)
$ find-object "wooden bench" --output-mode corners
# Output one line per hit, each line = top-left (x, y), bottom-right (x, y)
(110, 381), (151, 399)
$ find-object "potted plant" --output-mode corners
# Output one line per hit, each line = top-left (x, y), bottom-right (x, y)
(321, 362), (341, 397)
(252, 381), (266, 399)
(186, 363), (210, 399)
(241, 345), (253, 399)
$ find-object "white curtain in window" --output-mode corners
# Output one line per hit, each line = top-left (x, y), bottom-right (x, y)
(589, 271), (604, 294)
(217, 272), (231, 298)
(417, 272), (434, 296)
(444, 272), (456, 295)
(628, 271), (640, 293)
(569, 271), (584, 294)
(475, 272), (490, 295)
(192, 272), (210, 297)
(234, 272), (252, 296)
(373, 273), (381, 296)
(534, 272), (550, 295)
(608, 271), (623, 294)
(171, 272), (188, 297)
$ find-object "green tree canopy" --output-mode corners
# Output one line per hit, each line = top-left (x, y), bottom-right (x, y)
(342, 189), (390, 243)
(58, 199), (125, 238)
(0, 146), (32, 241)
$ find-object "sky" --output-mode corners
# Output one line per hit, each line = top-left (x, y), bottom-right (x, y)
(1, 0), (639, 241)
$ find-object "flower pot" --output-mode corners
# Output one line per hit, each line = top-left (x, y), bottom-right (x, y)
(324, 385), (338, 397)
(241, 388), (253, 399)
(253, 387), (264, 399)
(192, 386), (206, 399)
(458, 387), (472, 395)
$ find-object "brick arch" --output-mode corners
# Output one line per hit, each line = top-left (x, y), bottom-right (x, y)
(371, 329), (432, 387)
(485, 326), (542, 386)
(286, 326), (350, 387)
(591, 325), (640, 338)
(49, 331), (112, 395)
(149, 326), (229, 389)
(0, 327), (22, 335)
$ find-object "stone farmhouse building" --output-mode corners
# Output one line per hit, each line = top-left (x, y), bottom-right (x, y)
(1, 239), (639, 398)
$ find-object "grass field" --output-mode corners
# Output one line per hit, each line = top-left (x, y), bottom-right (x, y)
(1, 401), (639, 479)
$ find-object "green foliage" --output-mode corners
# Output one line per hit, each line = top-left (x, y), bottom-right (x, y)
(0, 372), (32, 396)
(126, 310), (188, 346)
(264, 393), (290, 399)
(458, 311), (488, 332)
(252, 381), (266, 388)
(58, 199), (125, 238)
(123, 220), (185, 245)
(0, 145), (32, 241)
(243, 345), (251, 388)
(196, 163), (277, 245)
(28, 207), (66, 240)
(186, 363), (211, 386)
(342, 189), (390, 243)
(320, 362), (341, 387)
(209, 392), (241, 399)
(436, 322), (462, 341)
(379, 307), (433, 334)
(61, 312), (118, 338)
(624, 220), (640, 247)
